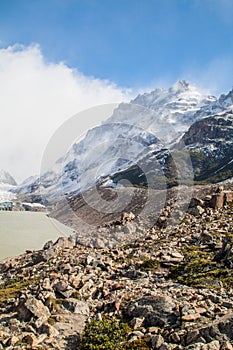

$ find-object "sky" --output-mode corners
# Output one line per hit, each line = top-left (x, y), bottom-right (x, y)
(0, 0), (233, 182)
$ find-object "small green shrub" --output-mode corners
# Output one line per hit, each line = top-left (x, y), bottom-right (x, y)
(121, 338), (150, 349)
(79, 316), (151, 350)
(139, 258), (160, 271)
(79, 317), (130, 350)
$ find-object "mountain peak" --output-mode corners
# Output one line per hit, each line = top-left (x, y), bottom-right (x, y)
(171, 80), (191, 92)
(218, 88), (233, 107)
(128, 80), (213, 123)
(0, 169), (17, 186)
(131, 80), (204, 108)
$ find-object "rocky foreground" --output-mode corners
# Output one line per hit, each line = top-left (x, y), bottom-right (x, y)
(0, 185), (233, 349)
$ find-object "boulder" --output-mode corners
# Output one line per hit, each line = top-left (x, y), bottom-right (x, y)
(53, 236), (76, 249)
(210, 193), (225, 209)
(17, 296), (50, 328)
(126, 295), (178, 327)
(224, 191), (233, 205)
(189, 205), (205, 216)
(62, 298), (89, 316)
(151, 334), (164, 347)
(54, 313), (87, 336)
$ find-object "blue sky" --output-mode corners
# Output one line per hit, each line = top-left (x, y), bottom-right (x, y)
(0, 0), (233, 90)
(0, 0), (233, 181)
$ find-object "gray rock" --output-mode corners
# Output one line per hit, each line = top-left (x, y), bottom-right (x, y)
(62, 298), (89, 316)
(53, 280), (68, 293)
(126, 295), (178, 327)
(130, 317), (145, 329)
(54, 313), (87, 336)
(54, 236), (76, 249)
(43, 240), (53, 250)
(151, 334), (164, 347)
(17, 296), (50, 328)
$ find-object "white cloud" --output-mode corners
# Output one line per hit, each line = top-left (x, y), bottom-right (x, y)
(0, 44), (132, 183)
(182, 56), (233, 96)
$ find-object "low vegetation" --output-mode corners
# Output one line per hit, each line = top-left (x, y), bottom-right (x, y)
(170, 245), (232, 288)
(79, 317), (150, 350)
(79, 317), (130, 350)
(0, 277), (38, 306)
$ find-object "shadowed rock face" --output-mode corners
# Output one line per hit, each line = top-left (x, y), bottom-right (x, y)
(181, 115), (233, 145)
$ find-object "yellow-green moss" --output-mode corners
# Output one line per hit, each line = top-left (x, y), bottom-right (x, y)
(48, 316), (56, 325)
(0, 277), (38, 305)
(170, 245), (232, 288)
(138, 258), (160, 272)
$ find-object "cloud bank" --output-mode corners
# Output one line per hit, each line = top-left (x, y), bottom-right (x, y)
(0, 44), (132, 182)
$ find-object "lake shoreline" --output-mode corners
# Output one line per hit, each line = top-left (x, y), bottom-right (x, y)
(0, 211), (74, 261)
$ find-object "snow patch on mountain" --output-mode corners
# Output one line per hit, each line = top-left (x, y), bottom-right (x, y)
(108, 80), (217, 141)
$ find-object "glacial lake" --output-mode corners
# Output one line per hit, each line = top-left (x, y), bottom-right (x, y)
(0, 211), (74, 261)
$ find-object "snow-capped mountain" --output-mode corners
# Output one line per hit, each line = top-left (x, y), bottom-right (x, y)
(0, 170), (17, 202)
(15, 81), (233, 203)
(108, 80), (216, 141)
(0, 170), (17, 186)
(14, 175), (40, 195)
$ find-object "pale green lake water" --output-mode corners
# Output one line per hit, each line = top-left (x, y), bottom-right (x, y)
(0, 211), (74, 261)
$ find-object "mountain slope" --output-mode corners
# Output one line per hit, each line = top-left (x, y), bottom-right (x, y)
(181, 110), (233, 183)
(108, 109), (233, 188)
(15, 82), (233, 203)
